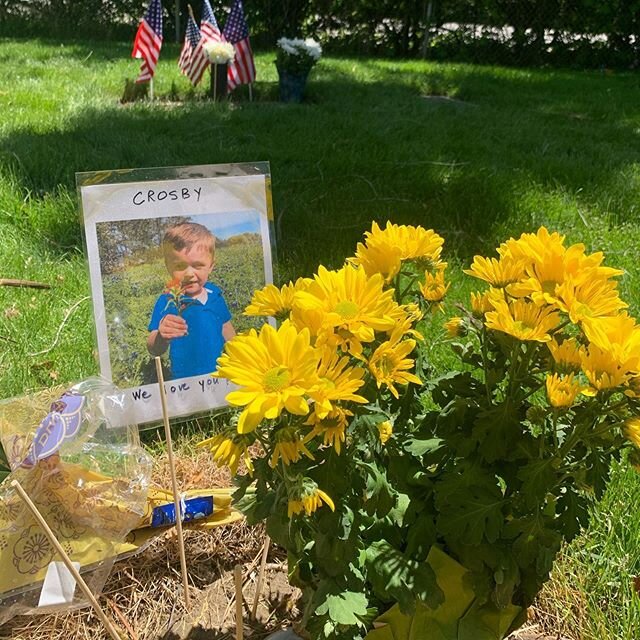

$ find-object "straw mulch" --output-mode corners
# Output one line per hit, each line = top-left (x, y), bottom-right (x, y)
(508, 623), (570, 640)
(0, 451), (301, 640)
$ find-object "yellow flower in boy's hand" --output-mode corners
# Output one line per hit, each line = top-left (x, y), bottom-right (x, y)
(216, 321), (319, 434)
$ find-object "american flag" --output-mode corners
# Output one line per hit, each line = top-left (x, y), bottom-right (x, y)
(223, 0), (256, 90)
(201, 0), (224, 43)
(179, 14), (208, 85)
(132, 0), (163, 83)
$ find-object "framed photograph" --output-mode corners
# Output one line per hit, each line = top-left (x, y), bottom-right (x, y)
(77, 163), (275, 425)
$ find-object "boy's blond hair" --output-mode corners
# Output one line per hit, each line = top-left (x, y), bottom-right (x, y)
(162, 222), (216, 264)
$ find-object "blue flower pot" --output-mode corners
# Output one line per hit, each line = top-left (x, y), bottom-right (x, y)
(277, 67), (309, 103)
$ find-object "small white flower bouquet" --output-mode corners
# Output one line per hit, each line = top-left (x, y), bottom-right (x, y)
(276, 37), (322, 75)
(203, 41), (235, 65)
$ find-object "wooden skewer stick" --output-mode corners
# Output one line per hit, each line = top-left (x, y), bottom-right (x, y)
(155, 357), (192, 610)
(234, 564), (244, 640)
(251, 535), (271, 619)
(10, 479), (124, 640)
(0, 278), (51, 289)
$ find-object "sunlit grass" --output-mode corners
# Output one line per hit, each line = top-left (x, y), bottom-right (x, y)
(536, 458), (640, 639)
(2, 37), (640, 638)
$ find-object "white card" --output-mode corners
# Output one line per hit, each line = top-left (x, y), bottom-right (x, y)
(38, 561), (81, 607)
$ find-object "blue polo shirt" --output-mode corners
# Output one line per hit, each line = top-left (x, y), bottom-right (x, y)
(148, 283), (232, 379)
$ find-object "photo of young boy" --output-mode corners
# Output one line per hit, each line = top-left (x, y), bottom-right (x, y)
(147, 222), (236, 380)
(80, 164), (274, 424)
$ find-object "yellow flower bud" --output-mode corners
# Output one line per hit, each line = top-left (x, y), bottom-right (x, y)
(444, 316), (464, 338)
(378, 420), (393, 445)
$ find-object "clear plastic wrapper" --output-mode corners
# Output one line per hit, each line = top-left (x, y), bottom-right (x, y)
(0, 378), (152, 623)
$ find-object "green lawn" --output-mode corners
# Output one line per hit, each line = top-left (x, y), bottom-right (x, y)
(2, 37), (640, 639)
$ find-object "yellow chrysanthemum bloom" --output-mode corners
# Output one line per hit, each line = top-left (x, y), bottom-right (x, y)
(244, 278), (311, 318)
(420, 269), (450, 303)
(387, 303), (424, 341)
(401, 303), (424, 323)
(557, 275), (627, 326)
(470, 291), (493, 316)
(506, 242), (621, 309)
(583, 312), (637, 348)
(580, 344), (630, 395)
(288, 485), (335, 518)
(545, 373), (582, 408)
(498, 227), (622, 304)
(289, 305), (327, 337)
(349, 241), (403, 282)
(197, 433), (254, 475)
(294, 265), (398, 357)
(378, 420), (393, 445)
(560, 245), (623, 283)
(581, 313), (640, 372)
(305, 406), (351, 455)
(216, 321), (319, 434)
(269, 426), (315, 468)
(368, 332), (422, 399)
(506, 244), (589, 306)
(499, 229), (623, 300)
(350, 222), (445, 281)
(444, 316), (464, 338)
(309, 347), (367, 419)
(577, 250), (624, 279)
(369, 221), (445, 262)
(497, 227), (566, 265)
(485, 294), (560, 342)
(624, 417), (640, 449)
(548, 338), (584, 373)
(464, 255), (527, 288)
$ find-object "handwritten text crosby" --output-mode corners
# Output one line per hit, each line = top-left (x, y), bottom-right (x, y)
(132, 186), (203, 206)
